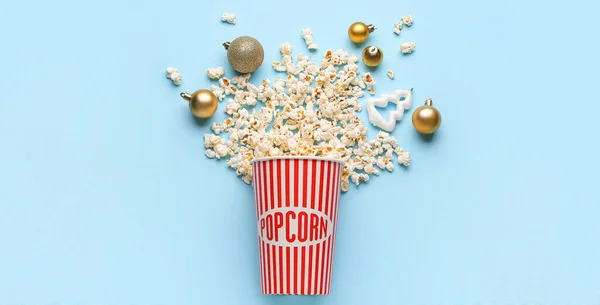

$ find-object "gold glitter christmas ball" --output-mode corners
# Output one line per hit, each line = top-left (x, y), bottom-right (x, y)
(412, 98), (442, 134)
(180, 90), (218, 119)
(348, 22), (376, 43)
(223, 36), (264, 74)
(362, 46), (384, 67)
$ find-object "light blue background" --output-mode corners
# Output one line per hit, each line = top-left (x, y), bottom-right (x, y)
(1, 0), (599, 304)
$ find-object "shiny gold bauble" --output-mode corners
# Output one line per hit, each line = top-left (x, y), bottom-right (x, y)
(223, 36), (265, 73)
(412, 98), (442, 134)
(180, 90), (218, 118)
(362, 46), (384, 67)
(348, 22), (376, 43)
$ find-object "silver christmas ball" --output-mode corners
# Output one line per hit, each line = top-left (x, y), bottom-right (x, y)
(223, 36), (264, 74)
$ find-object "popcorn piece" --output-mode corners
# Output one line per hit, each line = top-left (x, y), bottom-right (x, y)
(396, 149), (411, 166)
(402, 15), (413, 26)
(400, 42), (416, 54)
(215, 144), (229, 159)
(205, 149), (217, 159)
(221, 13), (236, 24)
(301, 28), (318, 51)
(364, 163), (380, 176)
(207, 67), (225, 79)
(211, 85), (225, 101)
(387, 70), (395, 79)
(280, 42), (293, 55)
(362, 73), (376, 95)
(204, 134), (224, 148)
(273, 42), (298, 74)
(393, 21), (403, 35)
(350, 173), (369, 185)
(341, 180), (349, 192)
(231, 73), (252, 89)
(166, 67), (182, 86)
(273, 62), (287, 72)
(211, 122), (224, 134)
(219, 77), (237, 95)
(385, 149), (394, 159)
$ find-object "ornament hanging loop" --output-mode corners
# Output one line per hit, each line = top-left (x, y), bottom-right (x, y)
(367, 24), (377, 32)
(425, 98), (433, 106)
(180, 92), (192, 100)
(223, 42), (231, 50)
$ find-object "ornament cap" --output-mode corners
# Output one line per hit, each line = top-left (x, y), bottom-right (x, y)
(180, 92), (192, 101)
(425, 98), (433, 106)
(222, 42), (231, 50)
(367, 46), (378, 55)
(368, 24), (377, 32)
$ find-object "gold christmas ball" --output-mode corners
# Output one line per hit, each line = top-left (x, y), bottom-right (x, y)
(412, 98), (442, 134)
(180, 90), (218, 119)
(223, 36), (264, 73)
(362, 46), (384, 67)
(348, 22), (376, 43)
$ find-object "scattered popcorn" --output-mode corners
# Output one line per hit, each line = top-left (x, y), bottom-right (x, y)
(301, 28), (318, 51)
(395, 147), (411, 166)
(385, 149), (394, 159)
(207, 67), (225, 79)
(365, 163), (379, 175)
(231, 73), (251, 89)
(350, 173), (369, 185)
(204, 134), (225, 148)
(215, 144), (228, 159)
(387, 70), (395, 79)
(242, 175), (252, 184)
(205, 149), (217, 159)
(362, 72), (376, 95)
(376, 157), (387, 170)
(166, 67), (182, 86)
(393, 21), (403, 35)
(280, 42), (293, 55)
(272, 42), (301, 74)
(402, 15), (414, 26)
(221, 13), (236, 25)
(219, 78), (237, 95)
(203, 43), (410, 190)
(400, 42), (416, 54)
(341, 180), (349, 192)
(211, 85), (225, 101)
(211, 122), (224, 134)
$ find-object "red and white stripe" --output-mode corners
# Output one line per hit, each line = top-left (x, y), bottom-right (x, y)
(252, 158), (342, 295)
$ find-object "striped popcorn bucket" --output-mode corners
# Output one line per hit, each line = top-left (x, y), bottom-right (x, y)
(250, 156), (344, 295)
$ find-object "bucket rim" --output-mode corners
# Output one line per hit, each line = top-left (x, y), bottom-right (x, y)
(250, 156), (344, 165)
